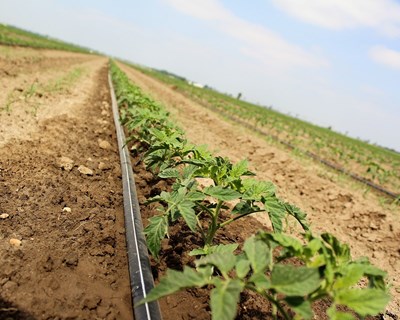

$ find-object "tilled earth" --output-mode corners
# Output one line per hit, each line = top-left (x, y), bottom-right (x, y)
(0, 47), (132, 319)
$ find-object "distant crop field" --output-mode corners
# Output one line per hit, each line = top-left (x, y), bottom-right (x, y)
(133, 64), (400, 198)
(0, 23), (92, 53)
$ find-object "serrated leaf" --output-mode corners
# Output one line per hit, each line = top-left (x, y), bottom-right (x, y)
(232, 201), (260, 215)
(271, 264), (321, 296)
(186, 190), (206, 201)
(210, 279), (243, 320)
(242, 179), (275, 200)
(284, 202), (309, 231)
(263, 233), (303, 254)
(335, 288), (390, 316)
(321, 233), (351, 264)
(231, 159), (254, 178)
(211, 243), (239, 254)
(333, 264), (365, 290)
(235, 258), (251, 279)
(243, 236), (270, 274)
(285, 297), (313, 319)
(249, 273), (271, 290)
(158, 168), (180, 179)
(144, 215), (168, 258)
(263, 196), (286, 233)
(141, 266), (210, 304)
(189, 243), (238, 256)
(177, 200), (197, 231)
(196, 252), (237, 275)
(204, 186), (241, 201)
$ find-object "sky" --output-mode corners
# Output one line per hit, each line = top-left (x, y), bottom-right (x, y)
(0, 0), (399, 151)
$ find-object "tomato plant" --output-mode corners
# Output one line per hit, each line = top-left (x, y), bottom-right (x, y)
(110, 60), (390, 319)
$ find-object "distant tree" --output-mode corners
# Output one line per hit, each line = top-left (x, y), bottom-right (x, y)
(237, 92), (242, 100)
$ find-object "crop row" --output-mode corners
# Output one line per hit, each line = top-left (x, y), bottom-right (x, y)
(0, 23), (93, 53)
(132, 65), (400, 197)
(110, 61), (389, 320)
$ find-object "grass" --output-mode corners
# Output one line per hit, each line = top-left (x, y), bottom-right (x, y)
(2, 67), (85, 114)
(0, 23), (95, 53)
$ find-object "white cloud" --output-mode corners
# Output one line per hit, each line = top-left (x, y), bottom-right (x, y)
(164, 0), (328, 68)
(271, 0), (400, 37)
(369, 45), (400, 69)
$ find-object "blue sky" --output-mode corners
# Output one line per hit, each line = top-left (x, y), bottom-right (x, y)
(1, 0), (399, 151)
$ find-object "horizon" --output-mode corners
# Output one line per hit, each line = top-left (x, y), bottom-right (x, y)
(1, 0), (399, 151)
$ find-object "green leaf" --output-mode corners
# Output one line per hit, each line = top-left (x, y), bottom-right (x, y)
(284, 202), (309, 231)
(144, 215), (168, 258)
(243, 236), (270, 274)
(231, 159), (254, 178)
(285, 297), (313, 319)
(141, 267), (210, 304)
(335, 288), (390, 316)
(196, 252), (237, 275)
(189, 243), (238, 256)
(189, 248), (208, 256)
(210, 279), (243, 320)
(321, 233), (351, 265)
(262, 232), (303, 254)
(249, 273), (270, 290)
(158, 168), (180, 179)
(177, 200), (197, 231)
(242, 179), (275, 200)
(186, 190), (206, 201)
(333, 264), (365, 290)
(327, 306), (355, 320)
(204, 186), (241, 201)
(271, 264), (321, 296)
(263, 196), (286, 233)
(235, 257), (251, 279)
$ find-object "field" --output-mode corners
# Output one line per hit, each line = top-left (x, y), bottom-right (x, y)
(0, 25), (399, 319)
(132, 65), (400, 199)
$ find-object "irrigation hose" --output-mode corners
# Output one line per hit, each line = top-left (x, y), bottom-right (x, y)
(108, 72), (162, 320)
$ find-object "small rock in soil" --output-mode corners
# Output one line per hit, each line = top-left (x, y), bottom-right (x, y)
(96, 305), (110, 318)
(9, 238), (22, 247)
(63, 253), (79, 267)
(0, 213), (9, 219)
(98, 161), (111, 170)
(58, 156), (74, 171)
(82, 295), (101, 310)
(98, 139), (112, 150)
(63, 206), (72, 213)
(42, 256), (54, 272)
(3, 280), (18, 290)
(78, 165), (93, 176)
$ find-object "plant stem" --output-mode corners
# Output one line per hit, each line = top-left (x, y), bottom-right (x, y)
(264, 293), (290, 320)
(205, 200), (223, 246)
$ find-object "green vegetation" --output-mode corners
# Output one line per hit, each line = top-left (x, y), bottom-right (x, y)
(0, 23), (93, 53)
(130, 63), (400, 196)
(110, 60), (390, 320)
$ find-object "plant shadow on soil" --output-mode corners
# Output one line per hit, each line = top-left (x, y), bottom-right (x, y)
(0, 298), (36, 320)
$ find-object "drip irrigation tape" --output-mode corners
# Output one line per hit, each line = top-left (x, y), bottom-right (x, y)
(108, 72), (162, 320)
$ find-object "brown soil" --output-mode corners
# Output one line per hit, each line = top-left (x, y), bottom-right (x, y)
(119, 62), (400, 317)
(0, 48), (132, 319)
